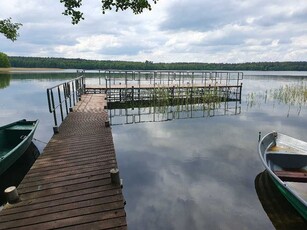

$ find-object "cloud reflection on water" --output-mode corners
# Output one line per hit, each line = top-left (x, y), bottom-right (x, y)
(113, 76), (307, 229)
(113, 117), (275, 229)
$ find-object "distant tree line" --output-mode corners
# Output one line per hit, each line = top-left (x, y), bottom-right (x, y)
(8, 56), (307, 71)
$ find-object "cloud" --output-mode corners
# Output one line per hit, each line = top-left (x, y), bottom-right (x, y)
(0, 0), (307, 62)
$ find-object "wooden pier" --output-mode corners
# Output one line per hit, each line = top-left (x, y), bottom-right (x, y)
(85, 70), (243, 103)
(0, 94), (127, 229)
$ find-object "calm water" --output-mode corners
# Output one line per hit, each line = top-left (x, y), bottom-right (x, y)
(0, 71), (307, 229)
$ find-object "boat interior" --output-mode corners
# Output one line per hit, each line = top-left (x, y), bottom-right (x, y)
(0, 127), (32, 158)
(265, 152), (307, 183)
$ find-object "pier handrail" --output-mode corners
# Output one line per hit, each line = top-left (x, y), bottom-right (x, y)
(47, 76), (85, 132)
(101, 70), (243, 90)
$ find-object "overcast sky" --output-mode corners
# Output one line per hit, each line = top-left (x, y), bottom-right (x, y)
(1, 0), (307, 63)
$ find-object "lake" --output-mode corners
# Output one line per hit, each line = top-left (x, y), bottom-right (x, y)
(0, 71), (307, 229)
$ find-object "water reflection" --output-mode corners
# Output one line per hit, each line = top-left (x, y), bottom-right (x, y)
(109, 100), (241, 126)
(0, 142), (40, 206)
(10, 72), (80, 80)
(255, 171), (307, 229)
(114, 115), (277, 229)
(0, 73), (11, 89)
(0, 72), (307, 228)
(113, 75), (307, 229)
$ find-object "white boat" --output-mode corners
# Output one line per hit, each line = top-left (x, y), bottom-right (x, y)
(258, 131), (307, 220)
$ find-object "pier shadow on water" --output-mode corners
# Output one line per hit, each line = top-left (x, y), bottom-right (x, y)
(0, 142), (40, 206)
(255, 170), (307, 229)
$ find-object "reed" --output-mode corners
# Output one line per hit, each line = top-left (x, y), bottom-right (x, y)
(246, 81), (307, 115)
(271, 82), (307, 106)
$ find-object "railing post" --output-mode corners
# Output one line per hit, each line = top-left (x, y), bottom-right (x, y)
(72, 81), (76, 106)
(57, 86), (64, 122)
(168, 71), (170, 87)
(125, 71), (128, 88)
(63, 83), (69, 115)
(192, 72), (194, 87)
(239, 82), (243, 103)
(67, 82), (72, 108)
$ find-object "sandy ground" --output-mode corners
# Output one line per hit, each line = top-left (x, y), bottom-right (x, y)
(0, 67), (62, 73)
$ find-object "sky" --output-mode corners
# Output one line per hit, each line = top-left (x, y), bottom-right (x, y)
(1, 0), (307, 63)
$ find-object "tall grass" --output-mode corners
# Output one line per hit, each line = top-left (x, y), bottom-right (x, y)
(246, 81), (307, 116)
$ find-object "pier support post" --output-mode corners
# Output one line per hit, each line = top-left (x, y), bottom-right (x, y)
(5, 186), (20, 204)
(53, 126), (59, 134)
(110, 168), (121, 185)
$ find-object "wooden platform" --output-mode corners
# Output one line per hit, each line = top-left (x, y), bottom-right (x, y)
(0, 94), (127, 229)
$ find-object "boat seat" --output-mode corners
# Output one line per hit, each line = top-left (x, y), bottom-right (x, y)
(266, 152), (307, 169)
(274, 170), (307, 183)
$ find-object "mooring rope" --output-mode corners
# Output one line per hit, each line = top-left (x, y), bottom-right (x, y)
(33, 138), (48, 145)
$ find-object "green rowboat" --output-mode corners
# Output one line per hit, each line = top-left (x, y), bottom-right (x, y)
(0, 119), (38, 176)
(258, 131), (307, 220)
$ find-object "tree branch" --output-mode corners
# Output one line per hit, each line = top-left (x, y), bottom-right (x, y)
(0, 18), (22, 42)
(60, 0), (158, 24)
(0, 0), (158, 40)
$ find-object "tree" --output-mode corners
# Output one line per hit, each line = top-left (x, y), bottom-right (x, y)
(61, 0), (158, 24)
(0, 52), (11, 67)
(0, 0), (158, 40)
(0, 18), (22, 41)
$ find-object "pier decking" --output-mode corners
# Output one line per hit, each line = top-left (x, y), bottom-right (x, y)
(0, 94), (127, 229)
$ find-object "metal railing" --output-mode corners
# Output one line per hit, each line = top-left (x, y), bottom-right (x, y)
(99, 70), (243, 89)
(47, 76), (85, 133)
(100, 71), (243, 103)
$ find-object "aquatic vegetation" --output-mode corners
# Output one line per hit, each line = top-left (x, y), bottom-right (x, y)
(271, 82), (307, 106)
(246, 81), (307, 116)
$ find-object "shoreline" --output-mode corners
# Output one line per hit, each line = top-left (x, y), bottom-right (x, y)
(0, 67), (63, 73)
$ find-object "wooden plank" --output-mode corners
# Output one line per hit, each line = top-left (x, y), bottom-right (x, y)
(274, 170), (307, 182)
(13, 180), (116, 204)
(0, 209), (126, 230)
(18, 172), (111, 193)
(0, 94), (127, 229)
(0, 196), (124, 223)
(3, 184), (118, 209)
(22, 165), (116, 184)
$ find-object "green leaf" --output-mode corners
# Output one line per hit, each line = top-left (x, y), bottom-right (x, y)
(0, 18), (22, 42)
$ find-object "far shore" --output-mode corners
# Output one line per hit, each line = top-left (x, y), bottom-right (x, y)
(0, 67), (63, 73)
